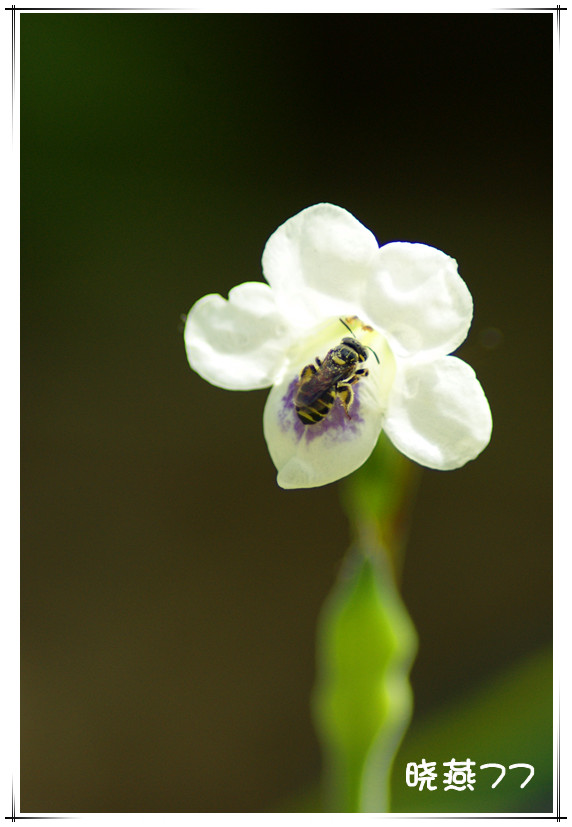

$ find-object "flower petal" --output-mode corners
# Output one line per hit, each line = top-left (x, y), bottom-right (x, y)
(383, 356), (492, 470)
(263, 344), (395, 489)
(184, 282), (291, 390)
(366, 242), (473, 357)
(261, 203), (380, 325)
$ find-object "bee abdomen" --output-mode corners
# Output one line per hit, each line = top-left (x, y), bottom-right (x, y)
(295, 391), (335, 425)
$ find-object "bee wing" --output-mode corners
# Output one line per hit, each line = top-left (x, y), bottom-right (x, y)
(295, 367), (338, 407)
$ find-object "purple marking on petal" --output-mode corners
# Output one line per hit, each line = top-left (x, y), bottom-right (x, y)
(278, 378), (300, 431)
(279, 376), (364, 443)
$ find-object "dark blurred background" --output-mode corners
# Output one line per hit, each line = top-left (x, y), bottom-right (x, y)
(21, 12), (552, 813)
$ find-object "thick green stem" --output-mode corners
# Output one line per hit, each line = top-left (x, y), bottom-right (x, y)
(312, 436), (420, 812)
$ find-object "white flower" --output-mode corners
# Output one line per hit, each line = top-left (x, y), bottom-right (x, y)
(184, 204), (492, 489)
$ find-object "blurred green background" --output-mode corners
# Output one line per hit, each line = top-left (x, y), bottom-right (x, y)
(21, 12), (552, 813)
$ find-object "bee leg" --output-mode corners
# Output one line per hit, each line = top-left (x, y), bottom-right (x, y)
(337, 383), (354, 419)
(342, 369), (369, 391)
(349, 367), (369, 381)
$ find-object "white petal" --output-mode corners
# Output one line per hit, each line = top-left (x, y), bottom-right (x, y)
(366, 242), (474, 357)
(261, 203), (380, 325)
(383, 356), (492, 470)
(184, 282), (291, 390)
(263, 341), (395, 489)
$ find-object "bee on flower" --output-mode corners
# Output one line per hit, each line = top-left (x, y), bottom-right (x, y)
(184, 203), (492, 489)
(293, 317), (378, 426)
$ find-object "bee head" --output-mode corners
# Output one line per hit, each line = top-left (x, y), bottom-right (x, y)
(341, 337), (368, 362)
(338, 319), (380, 365)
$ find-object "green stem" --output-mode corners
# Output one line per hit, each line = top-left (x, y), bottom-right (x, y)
(342, 432), (421, 583)
(313, 436), (420, 812)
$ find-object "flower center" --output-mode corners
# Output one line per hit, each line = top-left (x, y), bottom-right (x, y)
(284, 316), (396, 431)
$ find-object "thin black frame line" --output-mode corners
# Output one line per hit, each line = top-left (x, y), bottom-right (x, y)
(10, 4), (14, 138)
(3, 5), (191, 144)
(4, 6), (181, 9)
(557, 686), (561, 821)
(5, 818), (567, 823)
(4, 781), (78, 822)
(494, 4), (567, 47)
(4, 4), (568, 821)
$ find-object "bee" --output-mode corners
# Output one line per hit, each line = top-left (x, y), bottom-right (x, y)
(294, 319), (379, 426)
